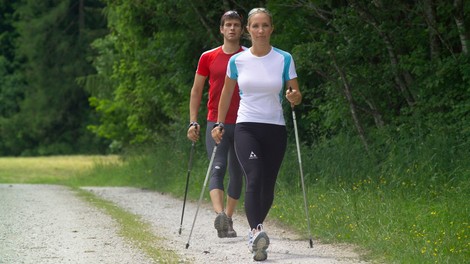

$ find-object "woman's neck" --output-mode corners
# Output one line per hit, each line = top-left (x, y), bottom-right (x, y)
(250, 44), (271, 57)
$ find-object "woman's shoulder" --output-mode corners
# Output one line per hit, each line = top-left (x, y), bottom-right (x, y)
(230, 48), (250, 62)
(272, 47), (292, 57)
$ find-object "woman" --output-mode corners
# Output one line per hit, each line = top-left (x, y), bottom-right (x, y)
(187, 10), (246, 238)
(211, 7), (302, 261)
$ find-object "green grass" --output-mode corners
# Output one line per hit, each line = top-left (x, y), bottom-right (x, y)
(75, 188), (181, 263)
(269, 132), (470, 263)
(271, 182), (469, 263)
(0, 155), (121, 183)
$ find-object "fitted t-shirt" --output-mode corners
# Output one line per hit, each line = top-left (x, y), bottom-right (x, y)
(227, 47), (297, 126)
(196, 46), (246, 123)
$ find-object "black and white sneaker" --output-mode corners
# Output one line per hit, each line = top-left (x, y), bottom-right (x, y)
(250, 224), (270, 261)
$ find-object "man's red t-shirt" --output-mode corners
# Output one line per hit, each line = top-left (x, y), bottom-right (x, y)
(196, 46), (245, 124)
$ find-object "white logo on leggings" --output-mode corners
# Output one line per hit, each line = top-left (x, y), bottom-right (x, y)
(249, 151), (258, 160)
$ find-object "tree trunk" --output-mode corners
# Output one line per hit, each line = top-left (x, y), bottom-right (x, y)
(330, 52), (370, 154)
(454, 0), (469, 54)
(359, 92), (385, 128)
(423, 0), (441, 58)
(349, 1), (416, 107)
(79, 0), (84, 41)
(189, 2), (218, 44)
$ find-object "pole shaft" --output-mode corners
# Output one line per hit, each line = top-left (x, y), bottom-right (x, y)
(179, 142), (195, 234)
(186, 145), (217, 248)
(292, 107), (314, 247)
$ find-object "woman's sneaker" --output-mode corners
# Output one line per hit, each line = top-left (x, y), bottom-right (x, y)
(214, 212), (229, 238)
(248, 224), (270, 261)
(227, 217), (237, 237)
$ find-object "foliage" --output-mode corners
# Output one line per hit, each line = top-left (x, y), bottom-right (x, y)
(0, 0), (108, 156)
(1, 0), (468, 157)
(83, 0), (260, 146)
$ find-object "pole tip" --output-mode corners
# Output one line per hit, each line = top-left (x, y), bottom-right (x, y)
(185, 243), (190, 249)
(309, 239), (313, 248)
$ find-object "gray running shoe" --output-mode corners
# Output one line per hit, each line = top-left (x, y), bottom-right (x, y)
(214, 212), (229, 238)
(227, 217), (237, 237)
(251, 224), (269, 261)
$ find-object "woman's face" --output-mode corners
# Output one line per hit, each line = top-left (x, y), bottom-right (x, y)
(247, 13), (273, 44)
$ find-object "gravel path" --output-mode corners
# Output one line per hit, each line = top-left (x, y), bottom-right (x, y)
(0, 184), (153, 264)
(1, 184), (370, 263)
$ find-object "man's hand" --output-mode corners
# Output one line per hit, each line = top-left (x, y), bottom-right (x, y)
(187, 122), (200, 142)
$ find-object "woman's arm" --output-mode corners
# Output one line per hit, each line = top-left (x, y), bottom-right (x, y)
(212, 76), (237, 144)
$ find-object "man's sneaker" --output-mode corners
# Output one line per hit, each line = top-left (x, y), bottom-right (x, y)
(227, 217), (237, 237)
(214, 212), (229, 238)
(249, 224), (270, 261)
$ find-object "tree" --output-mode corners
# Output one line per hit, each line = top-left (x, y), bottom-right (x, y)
(0, 0), (107, 156)
(85, 0), (259, 146)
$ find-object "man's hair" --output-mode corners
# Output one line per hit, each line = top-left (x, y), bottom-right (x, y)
(220, 10), (243, 26)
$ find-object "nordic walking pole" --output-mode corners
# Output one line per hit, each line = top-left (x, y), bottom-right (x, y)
(186, 144), (218, 249)
(179, 141), (196, 235)
(289, 87), (314, 248)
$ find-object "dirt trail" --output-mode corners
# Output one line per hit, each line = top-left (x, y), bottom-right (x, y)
(0, 184), (152, 264)
(0, 184), (369, 263)
(85, 186), (369, 264)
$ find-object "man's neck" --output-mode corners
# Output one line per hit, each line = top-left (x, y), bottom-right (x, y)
(222, 41), (241, 54)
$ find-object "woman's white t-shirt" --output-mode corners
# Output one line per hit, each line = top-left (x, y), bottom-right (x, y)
(227, 47), (297, 126)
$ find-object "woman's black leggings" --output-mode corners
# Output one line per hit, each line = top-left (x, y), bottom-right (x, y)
(234, 122), (287, 229)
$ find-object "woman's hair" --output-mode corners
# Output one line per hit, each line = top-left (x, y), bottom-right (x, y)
(247, 7), (273, 26)
(220, 10), (243, 27)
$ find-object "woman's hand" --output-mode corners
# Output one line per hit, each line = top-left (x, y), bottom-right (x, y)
(211, 123), (224, 145)
(286, 87), (302, 106)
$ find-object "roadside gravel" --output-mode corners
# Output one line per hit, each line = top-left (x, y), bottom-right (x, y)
(0, 184), (153, 264)
(1, 184), (370, 263)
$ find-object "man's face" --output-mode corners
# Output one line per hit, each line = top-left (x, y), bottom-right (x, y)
(220, 18), (242, 41)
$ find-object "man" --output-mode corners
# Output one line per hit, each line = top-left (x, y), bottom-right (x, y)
(187, 10), (246, 238)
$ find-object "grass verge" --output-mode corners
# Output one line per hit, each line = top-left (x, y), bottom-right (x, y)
(74, 187), (181, 263)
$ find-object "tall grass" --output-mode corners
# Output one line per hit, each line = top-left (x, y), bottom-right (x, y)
(0, 155), (120, 183)
(272, 131), (469, 263)
(69, 128), (469, 263)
